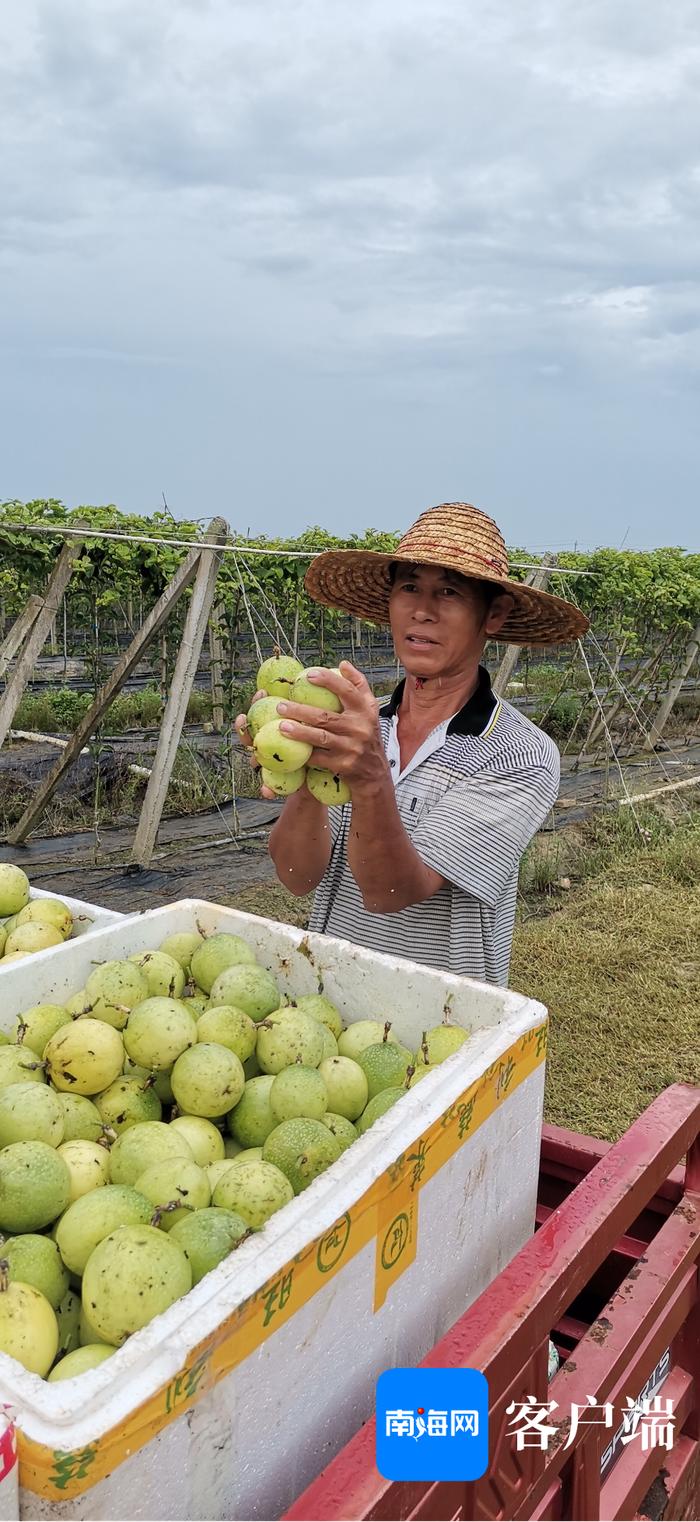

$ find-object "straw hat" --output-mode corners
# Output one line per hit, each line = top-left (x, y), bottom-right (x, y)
(305, 502), (589, 646)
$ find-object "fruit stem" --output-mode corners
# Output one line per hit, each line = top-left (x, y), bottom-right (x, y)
(141, 1074), (158, 1092)
(150, 1200), (187, 1228)
(420, 1031), (429, 1064)
(404, 1065), (415, 1089)
(99, 1126), (117, 1148)
(0, 1261), (8, 1294)
(71, 1004), (94, 1020)
(15, 1021), (27, 1045)
(382, 1021), (392, 1044)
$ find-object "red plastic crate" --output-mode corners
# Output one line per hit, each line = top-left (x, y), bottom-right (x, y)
(285, 1083), (700, 1522)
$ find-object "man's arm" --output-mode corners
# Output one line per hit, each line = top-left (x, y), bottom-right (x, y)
(234, 692), (332, 898)
(346, 774), (445, 912)
(272, 662), (445, 914)
(268, 788), (333, 897)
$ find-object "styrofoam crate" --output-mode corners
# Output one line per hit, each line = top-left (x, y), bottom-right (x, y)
(0, 899), (549, 1522)
(28, 887), (124, 940)
(0, 887), (124, 977)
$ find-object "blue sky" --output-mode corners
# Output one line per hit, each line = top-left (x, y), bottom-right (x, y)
(1, 0), (698, 549)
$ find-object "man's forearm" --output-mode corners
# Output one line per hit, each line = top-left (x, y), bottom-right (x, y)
(268, 788), (333, 896)
(347, 773), (444, 913)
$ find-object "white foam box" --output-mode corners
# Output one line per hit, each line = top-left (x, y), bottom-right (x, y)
(0, 899), (549, 1522)
(1, 888), (124, 976)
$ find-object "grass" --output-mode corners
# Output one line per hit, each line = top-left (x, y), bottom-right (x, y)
(226, 805), (700, 1145)
(513, 882), (698, 1142)
(12, 685), (227, 736)
(512, 808), (700, 1140)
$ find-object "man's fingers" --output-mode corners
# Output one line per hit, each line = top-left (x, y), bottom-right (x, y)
(276, 699), (342, 728)
(235, 689), (275, 750)
(234, 714), (254, 750)
(278, 718), (330, 749)
(308, 746), (346, 770)
(338, 660), (372, 694)
(304, 665), (368, 706)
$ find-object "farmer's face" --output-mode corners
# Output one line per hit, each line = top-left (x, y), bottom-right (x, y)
(388, 564), (512, 678)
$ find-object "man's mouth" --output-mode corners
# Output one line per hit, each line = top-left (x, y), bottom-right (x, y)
(405, 634), (438, 647)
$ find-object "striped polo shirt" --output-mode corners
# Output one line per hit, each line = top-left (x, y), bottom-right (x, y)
(307, 665), (560, 986)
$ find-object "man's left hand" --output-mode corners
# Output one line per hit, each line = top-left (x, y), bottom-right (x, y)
(276, 661), (388, 786)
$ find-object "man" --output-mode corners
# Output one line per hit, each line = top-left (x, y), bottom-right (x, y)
(236, 501), (588, 986)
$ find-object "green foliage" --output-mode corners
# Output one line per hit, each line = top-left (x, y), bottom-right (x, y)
(106, 689), (164, 732)
(0, 502), (698, 666)
(523, 662), (561, 694)
(535, 693), (582, 742)
(14, 687), (168, 736)
(15, 690), (92, 734)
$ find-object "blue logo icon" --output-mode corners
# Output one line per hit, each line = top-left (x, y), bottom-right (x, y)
(376, 1367), (488, 1481)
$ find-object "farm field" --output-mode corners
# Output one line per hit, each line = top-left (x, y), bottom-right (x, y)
(1, 500), (698, 1148)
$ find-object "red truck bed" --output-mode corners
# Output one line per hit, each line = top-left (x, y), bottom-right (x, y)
(285, 1083), (700, 1522)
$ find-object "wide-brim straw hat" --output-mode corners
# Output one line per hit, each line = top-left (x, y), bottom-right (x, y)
(305, 502), (589, 646)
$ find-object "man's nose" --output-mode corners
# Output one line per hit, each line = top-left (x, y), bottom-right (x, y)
(412, 599), (437, 621)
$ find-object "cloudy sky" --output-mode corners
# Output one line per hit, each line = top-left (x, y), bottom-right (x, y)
(1, 0), (698, 548)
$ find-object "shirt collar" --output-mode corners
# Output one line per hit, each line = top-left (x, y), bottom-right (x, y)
(378, 663), (497, 738)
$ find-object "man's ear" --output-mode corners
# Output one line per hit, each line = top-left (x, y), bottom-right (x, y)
(485, 592), (515, 637)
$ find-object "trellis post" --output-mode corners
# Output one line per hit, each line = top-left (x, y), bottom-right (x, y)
(131, 518), (228, 867)
(0, 596), (45, 680)
(644, 616), (700, 749)
(208, 603), (226, 732)
(7, 531), (217, 844)
(493, 556), (556, 696)
(0, 535), (85, 751)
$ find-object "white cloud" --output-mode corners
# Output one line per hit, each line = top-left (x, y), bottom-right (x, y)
(0, 0), (698, 541)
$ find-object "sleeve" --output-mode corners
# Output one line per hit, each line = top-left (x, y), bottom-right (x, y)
(410, 740), (560, 908)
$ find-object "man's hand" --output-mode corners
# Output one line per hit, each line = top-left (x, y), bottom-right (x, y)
(276, 662), (389, 787)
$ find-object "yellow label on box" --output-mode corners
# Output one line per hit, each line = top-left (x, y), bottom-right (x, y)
(18, 1022), (546, 1500)
(374, 1181), (419, 1311)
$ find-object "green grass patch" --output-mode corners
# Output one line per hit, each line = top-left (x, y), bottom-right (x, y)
(513, 808), (700, 1140)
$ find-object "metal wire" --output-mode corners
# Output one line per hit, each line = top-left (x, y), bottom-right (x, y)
(0, 519), (604, 573)
(238, 556), (296, 655)
(232, 557), (263, 665)
(576, 638), (643, 831)
(176, 732), (239, 844)
(559, 575), (694, 818)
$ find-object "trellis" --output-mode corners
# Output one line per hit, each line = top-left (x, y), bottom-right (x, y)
(4, 519), (228, 865)
(0, 512), (698, 865)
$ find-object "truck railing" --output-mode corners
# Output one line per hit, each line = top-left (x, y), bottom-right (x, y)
(285, 1082), (700, 1522)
